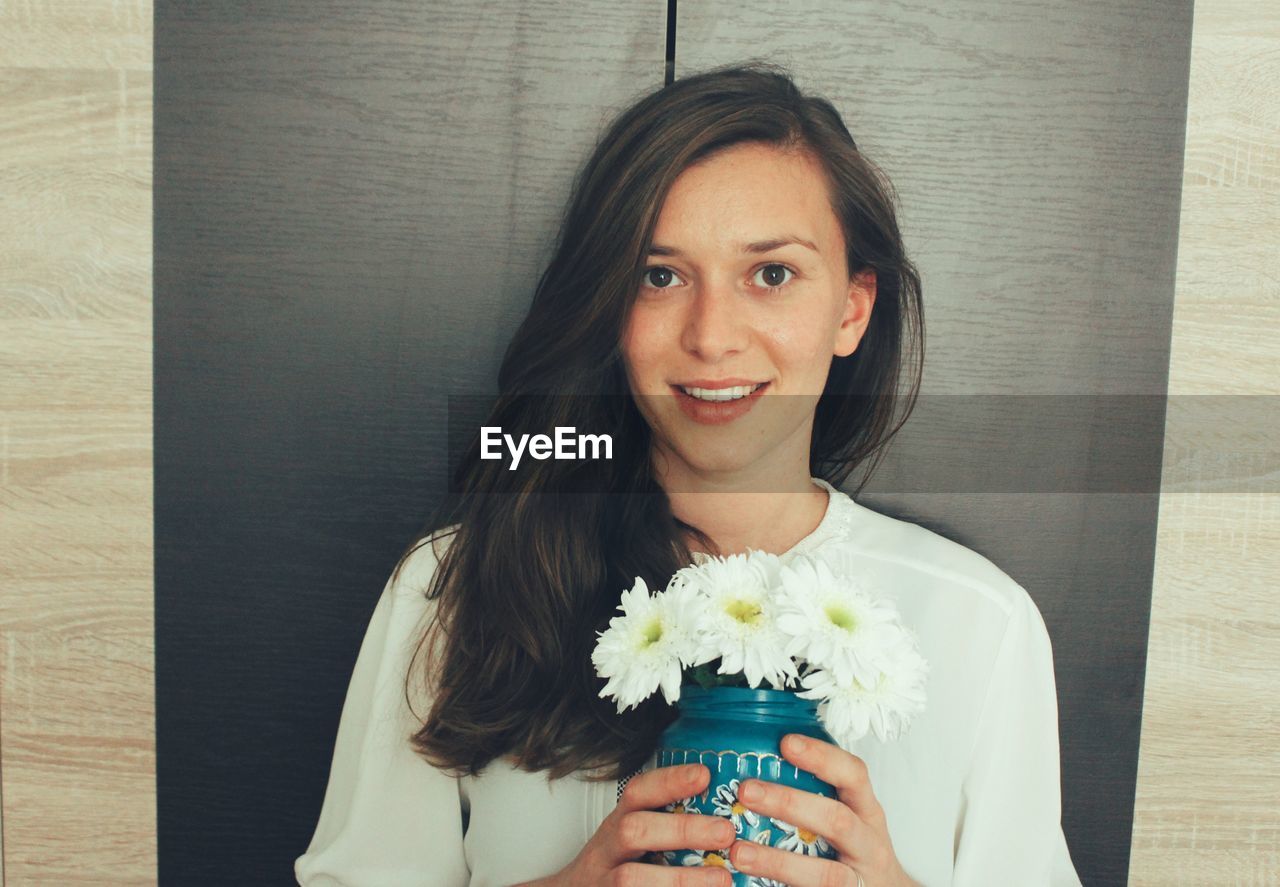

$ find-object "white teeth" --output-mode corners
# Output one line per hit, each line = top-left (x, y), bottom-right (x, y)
(680, 384), (762, 402)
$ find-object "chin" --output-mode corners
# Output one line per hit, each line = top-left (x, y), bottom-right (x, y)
(661, 445), (765, 479)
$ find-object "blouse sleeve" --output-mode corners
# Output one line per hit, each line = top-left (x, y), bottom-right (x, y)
(295, 536), (469, 886)
(951, 588), (1083, 886)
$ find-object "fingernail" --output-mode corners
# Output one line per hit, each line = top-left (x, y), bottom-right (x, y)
(735, 841), (758, 864)
(739, 780), (758, 802)
(787, 734), (807, 753)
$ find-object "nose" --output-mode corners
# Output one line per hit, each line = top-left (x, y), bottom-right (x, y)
(680, 275), (747, 362)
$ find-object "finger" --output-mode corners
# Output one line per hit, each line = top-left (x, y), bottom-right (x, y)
(617, 763), (710, 813)
(736, 778), (874, 860)
(781, 733), (886, 826)
(611, 810), (736, 861)
(614, 861), (733, 886)
(730, 839), (860, 886)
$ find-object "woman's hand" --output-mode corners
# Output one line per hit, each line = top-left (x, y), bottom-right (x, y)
(727, 734), (919, 887)
(524, 762), (735, 886)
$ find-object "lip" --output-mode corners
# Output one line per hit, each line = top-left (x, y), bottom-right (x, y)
(670, 380), (770, 426)
(673, 378), (766, 388)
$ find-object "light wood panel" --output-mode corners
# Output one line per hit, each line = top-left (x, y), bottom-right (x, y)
(0, 1), (154, 884)
(1129, 0), (1280, 882)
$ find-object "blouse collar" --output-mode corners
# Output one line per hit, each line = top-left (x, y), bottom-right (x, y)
(779, 476), (858, 561)
(688, 476), (858, 565)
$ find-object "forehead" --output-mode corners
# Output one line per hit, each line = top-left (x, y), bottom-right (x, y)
(654, 142), (841, 248)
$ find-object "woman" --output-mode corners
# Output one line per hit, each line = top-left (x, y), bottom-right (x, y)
(295, 62), (1082, 886)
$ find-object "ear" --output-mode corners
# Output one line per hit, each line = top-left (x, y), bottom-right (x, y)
(834, 269), (876, 358)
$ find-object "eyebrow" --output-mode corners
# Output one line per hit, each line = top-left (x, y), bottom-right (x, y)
(648, 236), (820, 257)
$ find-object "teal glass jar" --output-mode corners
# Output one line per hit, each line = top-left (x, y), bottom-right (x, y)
(647, 685), (839, 880)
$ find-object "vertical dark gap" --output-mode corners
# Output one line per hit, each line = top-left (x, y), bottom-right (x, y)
(664, 0), (677, 85)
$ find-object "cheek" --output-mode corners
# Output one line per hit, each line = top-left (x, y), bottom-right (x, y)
(620, 309), (664, 371)
(768, 290), (839, 345)
(618, 322), (654, 397)
(762, 318), (826, 361)
(619, 319), (640, 373)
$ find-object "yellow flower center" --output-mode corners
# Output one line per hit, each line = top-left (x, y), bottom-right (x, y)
(671, 804), (687, 814)
(704, 853), (729, 867)
(824, 602), (858, 632)
(798, 827), (818, 844)
(725, 598), (764, 624)
(640, 618), (664, 647)
(731, 802), (746, 816)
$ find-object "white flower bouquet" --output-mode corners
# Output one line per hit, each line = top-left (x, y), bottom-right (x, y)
(591, 549), (929, 747)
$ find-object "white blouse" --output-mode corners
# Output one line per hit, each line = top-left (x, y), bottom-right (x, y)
(295, 478), (1083, 886)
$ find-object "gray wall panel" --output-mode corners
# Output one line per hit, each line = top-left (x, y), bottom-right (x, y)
(155, 0), (1188, 880)
(676, 3), (1194, 884)
(154, 2), (665, 881)
(680, 0), (1188, 394)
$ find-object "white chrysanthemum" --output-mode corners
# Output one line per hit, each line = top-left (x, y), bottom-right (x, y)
(774, 555), (902, 687)
(592, 576), (698, 712)
(673, 550), (798, 690)
(798, 633), (929, 745)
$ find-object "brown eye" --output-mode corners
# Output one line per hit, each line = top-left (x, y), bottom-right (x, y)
(643, 267), (682, 289)
(753, 264), (794, 289)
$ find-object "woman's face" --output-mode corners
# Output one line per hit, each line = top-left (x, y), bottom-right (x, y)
(620, 140), (876, 486)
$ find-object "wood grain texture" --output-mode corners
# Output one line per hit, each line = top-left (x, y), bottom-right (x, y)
(1129, 0), (1280, 882)
(0, 1), (149, 70)
(0, 1), (154, 885)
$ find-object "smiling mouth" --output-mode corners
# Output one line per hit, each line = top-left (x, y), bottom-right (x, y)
(673, 382), (769, 402)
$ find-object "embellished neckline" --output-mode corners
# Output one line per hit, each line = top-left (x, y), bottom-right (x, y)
(687, 476), (859, 565)
(780, 476), (858, 561)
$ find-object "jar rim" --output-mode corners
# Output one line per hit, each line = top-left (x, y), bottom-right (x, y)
(678, 684), (812, 704)
(680, 686), (798, 701)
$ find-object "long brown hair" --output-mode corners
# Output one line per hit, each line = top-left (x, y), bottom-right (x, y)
(397, 60), (924, 782)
